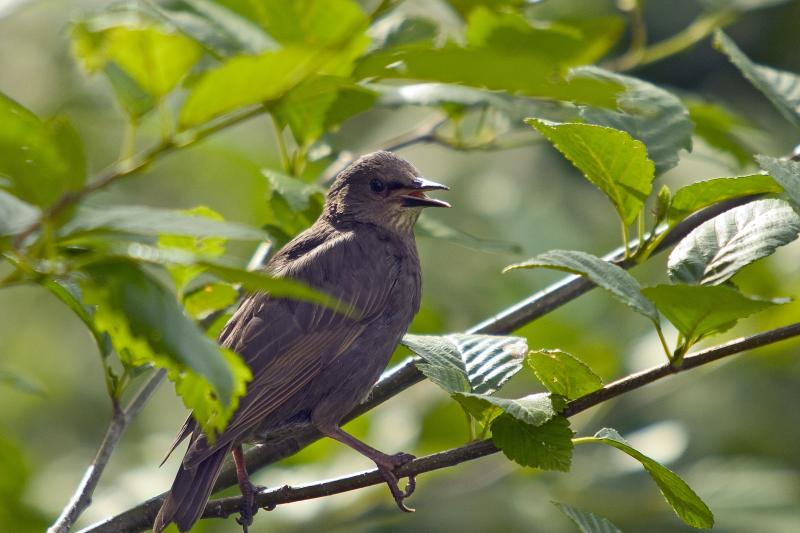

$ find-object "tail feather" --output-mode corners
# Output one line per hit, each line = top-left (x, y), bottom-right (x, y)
(153, 444), (231, 533)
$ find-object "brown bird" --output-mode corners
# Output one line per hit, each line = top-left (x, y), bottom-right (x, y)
(153, 151), (449, 532)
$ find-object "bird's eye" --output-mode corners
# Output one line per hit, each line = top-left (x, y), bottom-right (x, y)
(370, 179), (386, 193)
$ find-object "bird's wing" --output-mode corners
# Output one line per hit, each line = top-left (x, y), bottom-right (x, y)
(183, 229), (398, 466)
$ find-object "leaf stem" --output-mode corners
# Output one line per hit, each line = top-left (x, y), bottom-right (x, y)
(654, 323), (672, 360)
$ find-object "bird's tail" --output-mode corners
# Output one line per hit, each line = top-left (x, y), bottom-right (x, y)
(153, 444), (231, 533)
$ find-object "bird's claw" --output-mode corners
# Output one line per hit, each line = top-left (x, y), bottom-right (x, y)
(377, 452), (417, 512)
(236, 482), (262, 531)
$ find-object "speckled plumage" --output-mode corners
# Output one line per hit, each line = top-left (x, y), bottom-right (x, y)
(154, 151), (447, 533)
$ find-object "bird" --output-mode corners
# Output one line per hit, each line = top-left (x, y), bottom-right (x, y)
(153, 151), (450, 532)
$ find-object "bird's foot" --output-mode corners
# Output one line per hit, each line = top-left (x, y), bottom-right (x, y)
(375, 452), (417, 512)
(235, 480), (261, 532)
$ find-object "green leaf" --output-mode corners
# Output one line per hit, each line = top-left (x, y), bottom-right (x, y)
(576, 67), (693, 175)
(641, 284), (779, 342)
(582, 428), (714, 528)
(402, 333), (528, 394)
(505, 249), (658, 323)
(527, 120), (654, 226)
(667, 174), (782, 225)
(756, 155), (800, 205)
(416, 216), (522, 254)
(0, 190), (39, 237)
(273, 77), (376, 145)
(354, 33), (622, 108)
(374, 82), (510, 110)
(41, 278), (108, 354)
(369, 14), (438, 50)
(687, 99), (753, 167)
(184, 282), (239, 319)
(714, 31), (800, 129)
(465, 8), (623, 67)
(81, 260), (251, 437)
(72, 17), (203, 99)
(60, 204), (266, 240)
(553, 502), (622, 533)
(0, 94), (86, 207)
(667, 199), (800, 285)
(263, 170), (327, 212)
(453, 391), (563, 427)
(491, 414), (574, 471)
(144, 0), (276, 56)
(528, 349), (603, 400)
(217, 0), (368, 47)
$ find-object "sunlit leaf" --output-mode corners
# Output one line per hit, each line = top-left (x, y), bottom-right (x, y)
(183, 282), (239, 319)
(453, 391), (563, 427)
(528, 349), (603, 400)
(505, 249), (658, 322)
(756, 155), (800, 205)
(576, 67), (693, 175)
(667, 174), (781, 225)
(402, 333), (528, 394)
(527, 119), (655, 226)
(0, 93), (86, 207)
(641, 284), (779, 342)
(582, 428), (714, 528)
(714, 31), (800, 128)
(667, 199), (800, 285)
(492, 414), (574, 471)
(553, 502), (622, 533)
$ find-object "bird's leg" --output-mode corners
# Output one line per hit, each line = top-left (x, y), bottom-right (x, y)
(232, 445), (259, 531)
(320, 425), (417, 512)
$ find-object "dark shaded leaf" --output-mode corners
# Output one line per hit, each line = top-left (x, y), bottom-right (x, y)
(756, 155), (800, 205)
(491, 414), (574, 471)
(687, 99), (753, 167)
(667, 199), (800, 285)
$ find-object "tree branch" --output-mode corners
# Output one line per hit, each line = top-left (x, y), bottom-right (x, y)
(81, 321), (800, 532)
(48, 369), (166, 533)
(81, 193), (762, 532)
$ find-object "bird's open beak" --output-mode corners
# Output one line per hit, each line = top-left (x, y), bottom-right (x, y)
(396, 177), (451, 208)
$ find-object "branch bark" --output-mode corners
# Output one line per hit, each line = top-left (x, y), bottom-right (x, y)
(81, 321), (800, 532)
(49, 369), (166, 533)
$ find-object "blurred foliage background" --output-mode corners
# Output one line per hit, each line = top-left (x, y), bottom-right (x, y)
(1, 0), (800, 532)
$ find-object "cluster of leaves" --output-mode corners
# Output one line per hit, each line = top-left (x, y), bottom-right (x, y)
(2, 0), (800, 530)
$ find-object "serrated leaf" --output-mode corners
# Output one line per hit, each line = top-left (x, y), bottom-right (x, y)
(505, 249), (658, 322)
(641, 284), (779, 342)
(553, 502), (622, 533)
(528, 349), (603, 400)
(0, 190), (39, 237)
(575, 67), (693, 175)
(687, 99), (753, 167)
(453, 391), (562, 427)
(527, 119), (654, 226)
(60, 204), (266, 240)
(81, 260), (251, 437)
(667, 174), (782, 225)
(667, 199), (800, 285)
(584, 428), (714, 528)
(416, 216), (522, 254)
(491, 414), (574, 471)
(756, 155), (800, 205)
(714, 31), (800, 129)
(0, 94), (86, 207)
(402, 333), (528, 394)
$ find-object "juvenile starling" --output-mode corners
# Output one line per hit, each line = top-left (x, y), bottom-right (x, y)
(153, 151), (449, 532)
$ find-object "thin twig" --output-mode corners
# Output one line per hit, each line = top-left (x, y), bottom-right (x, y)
(48, 369), (166, 533)
(80, 322), (800, 532)
(81, 193), (761, 532)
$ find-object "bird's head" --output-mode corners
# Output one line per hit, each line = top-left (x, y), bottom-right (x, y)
(324, 151), (450, 233)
